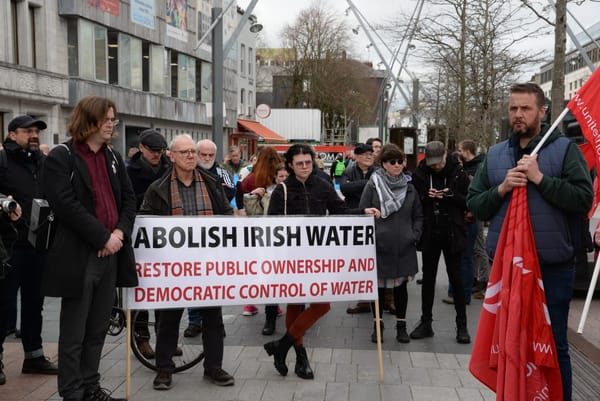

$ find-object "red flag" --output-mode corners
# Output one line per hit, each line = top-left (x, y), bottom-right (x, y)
(578, 143), (600, 218)
(568, 68), (600, 217)
(469, 186), (563, 401)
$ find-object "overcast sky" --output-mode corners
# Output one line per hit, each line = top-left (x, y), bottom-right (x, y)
(239, 0), (600, 80)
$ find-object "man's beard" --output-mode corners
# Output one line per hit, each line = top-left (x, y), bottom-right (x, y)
(198, 160), (213, 170)
(27, 139), (40, 152)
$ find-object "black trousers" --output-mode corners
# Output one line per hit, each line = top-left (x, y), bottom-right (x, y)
(58, 253), (117, 399)
(0, 244), (46, 359)
(420, 235), (467, 325)
(155, 306), (224, 373)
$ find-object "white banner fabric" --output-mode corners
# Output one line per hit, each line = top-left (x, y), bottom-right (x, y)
(126, 215), (378, 309)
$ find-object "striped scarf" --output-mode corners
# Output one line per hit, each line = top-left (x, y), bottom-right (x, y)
(170, 169), (214, 216)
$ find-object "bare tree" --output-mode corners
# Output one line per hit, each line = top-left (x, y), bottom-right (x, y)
(387, 0), (546, 149)
(279, 0), (378, 144)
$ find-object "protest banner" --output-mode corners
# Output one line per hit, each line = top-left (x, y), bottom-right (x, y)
(126, 215), (378, 309)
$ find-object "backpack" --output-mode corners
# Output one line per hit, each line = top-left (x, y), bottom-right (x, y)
(334, 159), (346, 177)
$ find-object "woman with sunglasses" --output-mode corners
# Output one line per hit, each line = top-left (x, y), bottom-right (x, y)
(359, 143), (423, 343)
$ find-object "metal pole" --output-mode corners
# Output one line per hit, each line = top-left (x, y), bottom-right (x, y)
(212, 7), (224, 164)
(412, 79), (419, 129)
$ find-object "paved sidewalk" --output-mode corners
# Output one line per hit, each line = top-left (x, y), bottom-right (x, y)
(2, 270), (600, 401)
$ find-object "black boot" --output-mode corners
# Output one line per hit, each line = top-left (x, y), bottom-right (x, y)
(396, 321), (410, 343)
(294, 345), (314, 379)
(262, 317), (276, 335)
(456, 322), (471, 344)
(0, 361), (5, 385)
(370, 320), (384, 343)
(410, 319), (434, 339)
(264, 332), (295, 376)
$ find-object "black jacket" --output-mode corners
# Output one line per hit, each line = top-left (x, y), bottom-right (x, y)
(0, 139), (45, 245)
(139, 167), (233, 217)
(340, 164), (376, 208)
(126, 151), (171, 210)
(411, 154), (469, 254)
(268, 173), (360, 216)
(42, 140), (138, 297)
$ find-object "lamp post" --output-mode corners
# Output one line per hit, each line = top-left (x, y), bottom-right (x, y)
(211, 7), (224, 163)
(207, 0), (260, 163)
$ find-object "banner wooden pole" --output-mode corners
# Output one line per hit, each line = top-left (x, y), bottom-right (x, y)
(374, 299), (384, 383)
(126, 308), (131, 400)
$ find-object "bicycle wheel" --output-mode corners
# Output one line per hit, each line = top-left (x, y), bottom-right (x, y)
(107, 307), (125, 336)
(131, 309), (204, 373)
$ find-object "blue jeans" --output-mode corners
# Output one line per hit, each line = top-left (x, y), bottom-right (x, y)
(540, 264), (574, 401)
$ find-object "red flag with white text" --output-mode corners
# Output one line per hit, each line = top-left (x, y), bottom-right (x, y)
(469, 186), (563, 401)
(568, 68), (600, 217)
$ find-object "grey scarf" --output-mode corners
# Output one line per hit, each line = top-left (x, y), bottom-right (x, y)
(371, 168), (409, 218)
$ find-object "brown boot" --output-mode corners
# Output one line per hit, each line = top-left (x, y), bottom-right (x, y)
(346, 302), (371, 314)
(384, 289), (395, 314)
(136, 340), (156, 359)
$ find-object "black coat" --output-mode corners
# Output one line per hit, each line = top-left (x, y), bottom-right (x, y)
(126, 151), (171, 210)
(42, 141), (138, 297)
(340, 163), (376, 208)
(411, 154), (469, 254)
(268, 173), (360, 216)
(139, 167), (233, 217)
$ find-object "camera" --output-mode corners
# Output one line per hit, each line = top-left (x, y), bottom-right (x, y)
(0, 197), (17, 213)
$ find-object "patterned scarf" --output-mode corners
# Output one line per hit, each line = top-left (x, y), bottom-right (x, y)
(371, 168), (409, 219)
(170, 169), (214, 216)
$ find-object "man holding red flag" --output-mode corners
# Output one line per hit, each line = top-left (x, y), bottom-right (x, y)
(467, 83), (593, 401)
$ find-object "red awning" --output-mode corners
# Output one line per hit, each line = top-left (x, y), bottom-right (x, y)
(236, 119), (288, 144)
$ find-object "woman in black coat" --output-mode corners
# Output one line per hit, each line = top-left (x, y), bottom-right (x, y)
(359, 144), (423, 343)
(264, 144), (378, 380)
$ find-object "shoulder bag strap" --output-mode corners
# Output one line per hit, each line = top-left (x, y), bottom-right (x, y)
(281, 182), (287, 216)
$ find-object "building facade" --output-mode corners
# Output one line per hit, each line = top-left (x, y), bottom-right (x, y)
(534, 22), (600, 102)
(0, 0), (259, 157)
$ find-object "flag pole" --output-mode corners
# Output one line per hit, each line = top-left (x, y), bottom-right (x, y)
(530, 107), (570, 156)
(577, 252), (600, 333)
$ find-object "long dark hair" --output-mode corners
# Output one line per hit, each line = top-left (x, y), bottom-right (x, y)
(68, 96), (117, 142)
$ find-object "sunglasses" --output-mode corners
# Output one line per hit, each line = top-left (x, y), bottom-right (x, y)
(386, 159), (403, 166)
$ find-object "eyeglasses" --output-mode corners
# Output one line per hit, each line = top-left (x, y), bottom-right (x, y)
(173, 149), (196, 156)
(102, 118), (120, 126)
(386, 159), (403, 166)
(293, 160), (313, 167)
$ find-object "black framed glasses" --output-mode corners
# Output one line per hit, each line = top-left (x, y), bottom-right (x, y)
(386, 159), (403, 166)
(173, 149), (196, 156)
(293, 160), (313, 167)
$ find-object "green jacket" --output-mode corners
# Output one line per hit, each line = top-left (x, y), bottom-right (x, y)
(467, 126), (593, 221)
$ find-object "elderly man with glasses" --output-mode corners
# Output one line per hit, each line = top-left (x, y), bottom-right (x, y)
(140, 134), (235, 391)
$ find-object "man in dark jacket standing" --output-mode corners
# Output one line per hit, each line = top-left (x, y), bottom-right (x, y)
(340, 143), (376, 208)
(0, 115), (58, 385)
(467, 83), (593, 401)
(127, 129), (170, 209)
(341, 143), (383, 315)
(126, 129), (170, 359)
(141, 134), (235, 391)
(409, 141), (471, 344)
(43, 96), (137, 401)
